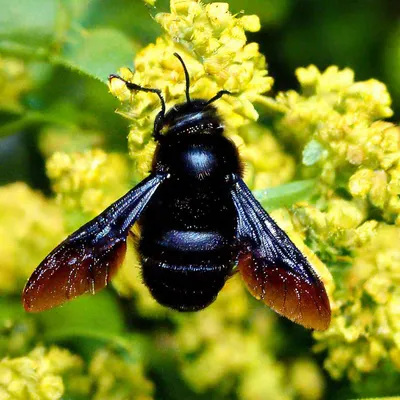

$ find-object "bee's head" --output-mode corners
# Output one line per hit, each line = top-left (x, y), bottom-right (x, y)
(157, 99), (223, 137)
(109, 53), (230, 140)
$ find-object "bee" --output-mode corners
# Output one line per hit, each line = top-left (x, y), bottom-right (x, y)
(23, 54), (331, 330)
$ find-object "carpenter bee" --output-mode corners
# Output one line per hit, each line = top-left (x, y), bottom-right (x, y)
(23, 54), (331, 330)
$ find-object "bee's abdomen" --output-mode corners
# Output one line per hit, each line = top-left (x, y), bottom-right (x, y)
(139, 228), (234, 311)
(140, 259), (230, 311)
(137, 182), (236, 311)
(150, 230), (228, 261)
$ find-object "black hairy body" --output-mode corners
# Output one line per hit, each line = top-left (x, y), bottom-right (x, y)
(139, 107), (241, 310)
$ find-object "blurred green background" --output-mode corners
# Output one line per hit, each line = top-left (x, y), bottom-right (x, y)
(1, 0), (400, 399)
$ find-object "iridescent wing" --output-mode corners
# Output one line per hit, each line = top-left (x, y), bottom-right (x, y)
(23, 173), (167, 312)
(231, 177), (331, 331)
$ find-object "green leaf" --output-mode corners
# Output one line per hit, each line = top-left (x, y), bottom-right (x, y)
(254, 179), (316, 211)
(0, 28), (137, 85)
(0, 0), (58, 47)
(61, 28), (137, 83)
(0, 296), (26, 322)
(82, 0), (161, 44)
(38, 291), (147, 363)
(36, 290), (125, 337)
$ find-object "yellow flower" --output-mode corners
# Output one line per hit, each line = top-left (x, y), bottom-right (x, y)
(170, 273), (326, 399)
(314, 225), (400, 380)
(346, 123), (400, 222)
(236, 123), (295, 190)
(46, 149), (130, 225)
(266, 64), (400, 384)
(0, 183), (65, 294)
(109, 0), (273, 176)
(38, 126), (105, 159)
(267, 65), (400, 222)
(88, 348), (154, 400)
(289, 359), (325, 400)
(290, 198), (377, 262)
(0, 346), (83, 400)
(172, 276), (284, 393)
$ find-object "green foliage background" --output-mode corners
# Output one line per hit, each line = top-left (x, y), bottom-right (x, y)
(1, 0), (400, 399)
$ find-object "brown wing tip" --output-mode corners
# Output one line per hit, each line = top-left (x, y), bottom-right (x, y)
(22, 240), (127, 313)
(239, 253), (331, 331)
(22, 288), (56, 313)
(22, 288), (41, 313)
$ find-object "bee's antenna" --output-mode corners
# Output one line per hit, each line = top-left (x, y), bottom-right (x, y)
(173, 53), (191, 104)
(108, 74), (166, 117)
(206, 90), (231, 105)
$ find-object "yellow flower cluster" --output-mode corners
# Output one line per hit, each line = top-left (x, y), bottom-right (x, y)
(109, 0), (273, 177)
(170, 276), (325, 399)
(314, 225), (400, 381)
(0, 183), (65, 294)
(38, 126), (104, 159)
(46, 149), (130, 225)
(0, 346), (83, 400)
(269, 65), (400, 222)
(261, 64), (400, 381)
(235, 124), (295, 190)
(291, 199), (378, 261)
(0, 345), (154, 400)
(88, 348), (154, 400)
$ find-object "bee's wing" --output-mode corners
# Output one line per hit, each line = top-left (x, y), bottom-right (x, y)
(23, 173), (167, 312)
(231, 177), (331, 331)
